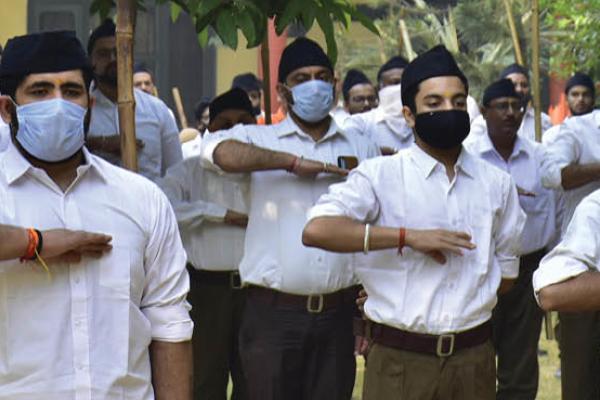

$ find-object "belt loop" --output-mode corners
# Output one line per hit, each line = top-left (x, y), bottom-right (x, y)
(230, 271), (242, 289)
(306, 294), (324, 313)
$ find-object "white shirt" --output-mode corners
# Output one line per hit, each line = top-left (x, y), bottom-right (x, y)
(308, 144), (525, 334)
(331, 106), (351, 128)
(467, 95), (481, 123)
(0, 143), (192, 400)
(533, 189), (600, 296)
(467, 107), (552, 145)
(465, 133), (561, 255)
(201, 116), (380, 295)
(181, 133), (203, 159)
(89, 87), (183, 182)
(159, 156), (249, 271)
(343, 108), (414, 151)
(541, 110), (600, 231)
(0, 122), (9, 153)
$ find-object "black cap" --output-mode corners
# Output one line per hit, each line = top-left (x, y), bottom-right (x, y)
(133, 62), (152, 75)
(401, 45), (468, 106)
(565, 72), (595, 96)
(0, 30), (92, 78)
(231, 73), (263, 92)
(342, 69), (371, 100)
(278, 37), (333, 83)
(209, 88), (254, 123)
(482, 79), (519, 106)
(88, 19), (116, 55)
(500, 63), (529, 80)
(377, 55), (409, 82)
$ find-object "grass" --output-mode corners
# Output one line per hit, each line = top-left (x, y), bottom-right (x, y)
(352, 333), (562, 399)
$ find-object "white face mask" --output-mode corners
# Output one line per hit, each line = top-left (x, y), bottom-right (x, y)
(377, 84), (403, 118)
(15, 98), (86, 162)
(288, 80), (334, 123)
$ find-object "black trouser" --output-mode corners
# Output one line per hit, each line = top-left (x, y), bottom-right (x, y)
(558, 311), (600, 400)
(239, 287), (357, 400)
(492, 251), (545, 400)
(187, 266), (247, 400)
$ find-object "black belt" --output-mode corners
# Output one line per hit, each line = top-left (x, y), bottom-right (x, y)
(354, 319), (491, 358)
(246, 285), (360, 314)
(520, 248), (546, 270)
(187, 265), (243, 289)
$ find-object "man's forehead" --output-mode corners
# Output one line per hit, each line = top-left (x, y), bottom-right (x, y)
(418, 76), (466, 97)
(20, 69), (86, 86)
(93, 36), (116, 50)
(289, 65), (332, 77)
(349, 83), (375, 94)
(506, 72), (528, 83)
(568, 85), (592, 94)
(381, 68), (404, 78)
(490, 96), (520, 104)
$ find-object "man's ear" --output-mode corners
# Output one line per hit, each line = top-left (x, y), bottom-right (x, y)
(276, 82), (292, 106)
(402, 105), (416, 129)
(0, 96), (16, 125)
(480, 105), (488, 120)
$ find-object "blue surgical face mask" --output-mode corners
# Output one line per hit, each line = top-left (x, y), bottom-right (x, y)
(287, 80), (334, 123)
(15, 98), (86, 162)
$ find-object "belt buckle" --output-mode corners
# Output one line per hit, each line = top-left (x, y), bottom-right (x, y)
(230, 271), (242, 289)
(306, 294), (324, 313)
(436, 334), (455, 357)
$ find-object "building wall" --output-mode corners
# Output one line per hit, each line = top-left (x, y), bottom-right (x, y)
(0, 0), (28, 47)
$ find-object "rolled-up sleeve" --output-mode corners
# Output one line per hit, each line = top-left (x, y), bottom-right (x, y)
(200, 124), (253, 171)
(141, 185), (193, 342)
(541, 125), (579, 190)
(533, 191), (600, 297)
(308, 162), (380, 223)
(495, 177), (527, 279)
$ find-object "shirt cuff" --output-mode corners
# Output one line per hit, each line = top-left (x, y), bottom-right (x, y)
(532, 255), (589, 293)
(200, 135), (226, 172)
(143, 303), (194, 342)
(541, 161), (568, 190)
(498, 256), (520, 279)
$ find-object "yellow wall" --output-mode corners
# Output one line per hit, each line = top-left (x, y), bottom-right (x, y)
(216, 32), (259, 95)
(0, 0), (28, 47)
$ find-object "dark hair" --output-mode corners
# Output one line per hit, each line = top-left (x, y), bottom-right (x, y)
(194, 98), (211, 121)
(402, 84), (418, 113)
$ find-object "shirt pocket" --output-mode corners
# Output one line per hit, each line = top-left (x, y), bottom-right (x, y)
(91, 247), (134, 377)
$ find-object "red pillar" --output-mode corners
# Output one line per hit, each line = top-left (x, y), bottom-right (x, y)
(258, 19), (288, 115)
(548, 74), (569, 125)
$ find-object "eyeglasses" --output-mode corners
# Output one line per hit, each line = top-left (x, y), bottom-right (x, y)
(490, 101), (525, 114)
(350, 95), (378, 104)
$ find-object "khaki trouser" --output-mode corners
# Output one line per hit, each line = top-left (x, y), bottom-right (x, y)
(363, 340), (496, 400)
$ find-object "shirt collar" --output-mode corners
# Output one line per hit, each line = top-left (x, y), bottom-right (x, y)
(409, 143), (476, 180)
(475, 131), (529, 160)
(2, 141), (107, 186)
(277, 115), (345, 142)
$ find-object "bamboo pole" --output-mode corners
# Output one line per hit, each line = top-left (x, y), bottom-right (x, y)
(116, 0), (138, 172)
(529, 0), (553, 340)
(503, 0), (525, 66)
(399, 19), (416, 61)
(171, 87), (189, 128)
(260, 21), (272, 125)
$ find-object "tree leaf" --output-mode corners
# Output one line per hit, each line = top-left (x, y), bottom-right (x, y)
(215, 8), (238, 49)
(315, 6), (338, 63)
(197, 27), (209, 47)
(170, 2), (182, 22)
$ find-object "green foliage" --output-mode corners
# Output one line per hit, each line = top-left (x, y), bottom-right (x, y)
(90, 0), (380, 63)
(541, 0), (600, 78)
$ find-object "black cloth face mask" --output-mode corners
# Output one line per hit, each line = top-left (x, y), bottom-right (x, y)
(414, 110), (471, 149)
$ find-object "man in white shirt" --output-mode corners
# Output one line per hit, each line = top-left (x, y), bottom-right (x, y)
(303, 45), (525, 400)
(343, 56), (414, 155)
(464, 79), (562, 400)
(0, 30), (192, 400)
(201, 37), (380, 399)
(337, 69), (378, 124)
(468, 64), (552, 144)
(533, 189), (600, 399)
(541, 77), (600, 400)
(543, 72), (596, 146)
(85, 19), (183, 182)
(160, 88), (256, 400)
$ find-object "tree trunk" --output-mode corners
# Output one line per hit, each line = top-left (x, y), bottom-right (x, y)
(116, 0), (138, 171)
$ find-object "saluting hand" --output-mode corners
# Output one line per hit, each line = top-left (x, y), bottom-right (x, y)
(291, 157), (348, 178)
(405, 229), (476, 264)
(41, 229), (113, 263)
